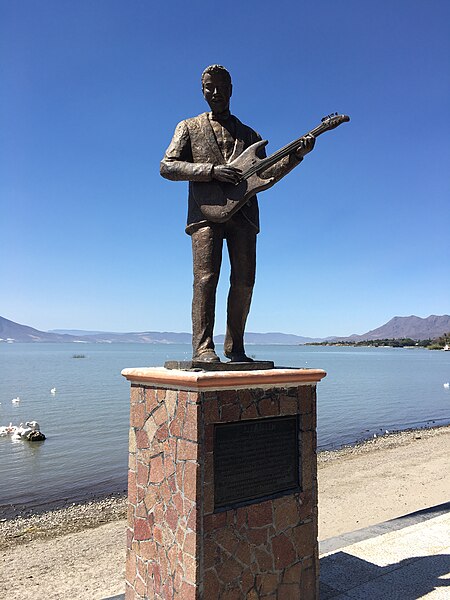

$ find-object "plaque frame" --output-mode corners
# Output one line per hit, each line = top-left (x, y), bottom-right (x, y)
(213, 415), (301, 512)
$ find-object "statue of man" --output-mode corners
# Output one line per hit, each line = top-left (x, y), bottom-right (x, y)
(161, 65), (314, 364)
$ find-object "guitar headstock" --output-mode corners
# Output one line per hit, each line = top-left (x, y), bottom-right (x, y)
(321, 112), (350, 130)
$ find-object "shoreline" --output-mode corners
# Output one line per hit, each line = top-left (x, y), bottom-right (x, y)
(1, 425), (449, 600)
(317, 423), (450, 539)
(317, 421), (450, 463)
(0, 493), (127, 550)
(2, 420), (448, 521)
(1, 423), (449, 551)
(0, 485), (127, 521)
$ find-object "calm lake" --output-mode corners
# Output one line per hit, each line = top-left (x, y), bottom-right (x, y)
(0, 343), (449, 512)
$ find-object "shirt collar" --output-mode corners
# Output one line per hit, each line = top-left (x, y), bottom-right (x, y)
(209, 110), (232, 122)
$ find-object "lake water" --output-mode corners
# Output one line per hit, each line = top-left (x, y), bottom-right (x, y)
(0, 343), (449, 513)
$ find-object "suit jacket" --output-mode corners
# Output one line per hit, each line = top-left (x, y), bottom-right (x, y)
(160, 112), (300, 235)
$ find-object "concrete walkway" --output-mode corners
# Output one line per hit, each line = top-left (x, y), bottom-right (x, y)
(103, 503), (450, 600)
(320, 502), (450, 599)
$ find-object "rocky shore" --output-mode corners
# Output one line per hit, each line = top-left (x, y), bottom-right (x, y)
(317, 423), (446, 463)
(1, 425), (448, 551)
(0, 493), (127, 551)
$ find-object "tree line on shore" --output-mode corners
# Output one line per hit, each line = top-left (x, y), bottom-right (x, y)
(307, 332), (450, 350)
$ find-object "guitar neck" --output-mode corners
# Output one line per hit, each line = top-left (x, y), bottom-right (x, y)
(241, 122), (330, 180)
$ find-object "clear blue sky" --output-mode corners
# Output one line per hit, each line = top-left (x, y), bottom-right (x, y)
(1, 1), (449, 337)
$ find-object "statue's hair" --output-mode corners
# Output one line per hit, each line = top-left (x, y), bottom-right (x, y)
(201, 64), (232, 85)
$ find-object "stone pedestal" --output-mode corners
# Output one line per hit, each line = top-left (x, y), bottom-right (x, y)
(121, 366), (326, 600)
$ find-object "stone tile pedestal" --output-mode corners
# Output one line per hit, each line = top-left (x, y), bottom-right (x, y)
(121, 367), (326, 600)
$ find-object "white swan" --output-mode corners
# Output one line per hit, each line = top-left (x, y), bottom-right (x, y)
(444, 382), (450, 389)
(4, 421), (45, 441)
(11, 424), (24, 440)
(50, 388), (56, 395)
(25, 420), (40, 432)
(12, 397), (20, 404)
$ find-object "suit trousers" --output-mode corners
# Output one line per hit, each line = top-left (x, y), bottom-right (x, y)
(191, 211), (257, 358)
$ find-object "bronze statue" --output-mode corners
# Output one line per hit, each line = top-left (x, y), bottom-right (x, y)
(161, 65), (318, 364)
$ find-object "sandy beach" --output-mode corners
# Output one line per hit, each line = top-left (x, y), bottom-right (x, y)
(1, 426), (449, 599)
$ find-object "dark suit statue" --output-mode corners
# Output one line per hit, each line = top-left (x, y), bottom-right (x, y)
(160, 65), (314, 363)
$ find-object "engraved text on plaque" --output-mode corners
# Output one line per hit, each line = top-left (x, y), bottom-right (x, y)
(214, 416), (300, 510)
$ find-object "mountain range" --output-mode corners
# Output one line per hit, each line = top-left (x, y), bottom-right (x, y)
(1, 314), (449, 344)
(337, 314), (450, 342)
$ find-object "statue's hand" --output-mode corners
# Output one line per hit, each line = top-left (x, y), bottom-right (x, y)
(296, 134), (315, 158)
(212, 165), (242, 184)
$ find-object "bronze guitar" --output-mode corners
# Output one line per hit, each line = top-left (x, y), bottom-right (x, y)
(192, 113), (350, 223)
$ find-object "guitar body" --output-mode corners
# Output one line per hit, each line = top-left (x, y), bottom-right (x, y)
(191, 114), (349, 223)
(192, 140), (276, 223)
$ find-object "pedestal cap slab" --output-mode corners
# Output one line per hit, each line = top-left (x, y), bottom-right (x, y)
(121, 366), (326, 391)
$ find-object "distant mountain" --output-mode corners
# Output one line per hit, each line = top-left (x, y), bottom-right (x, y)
(2, 316), (323, 345)
(67, 331), (193, 344)
(217, 332), (323, 344)
(48, 328), (193, 343)
(336, 315), (450, 342)
(1, 318), (193, 344)
(49, 329), (115, 336)
(3, 314), (449, 345)
(50, 328), (322, 344)
(0, 316), (77, 343)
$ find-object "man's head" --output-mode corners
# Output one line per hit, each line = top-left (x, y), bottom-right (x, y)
(201, 65), (232, 116)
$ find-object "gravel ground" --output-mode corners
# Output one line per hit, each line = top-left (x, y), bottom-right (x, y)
(317, 424), (446, 464)
(0, 493), (126, 550)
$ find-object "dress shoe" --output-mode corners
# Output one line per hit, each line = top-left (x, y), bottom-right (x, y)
(192, 350), (221, 363)
(224, 351), (254, 363)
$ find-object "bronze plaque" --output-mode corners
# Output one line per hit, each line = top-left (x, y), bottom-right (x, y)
(214, 416), (300, 511)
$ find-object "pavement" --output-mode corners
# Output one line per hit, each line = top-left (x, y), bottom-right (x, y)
(103, 502), (450, 599)
(319, 502), (450, 599)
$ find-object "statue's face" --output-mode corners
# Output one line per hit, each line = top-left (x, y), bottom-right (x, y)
(202, 73), (232, 114)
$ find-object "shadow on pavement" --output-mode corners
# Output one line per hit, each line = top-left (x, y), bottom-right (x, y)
(320, 551), (450, 599)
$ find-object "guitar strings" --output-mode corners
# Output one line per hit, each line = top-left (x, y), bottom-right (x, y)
(240, 122), (327, 181)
